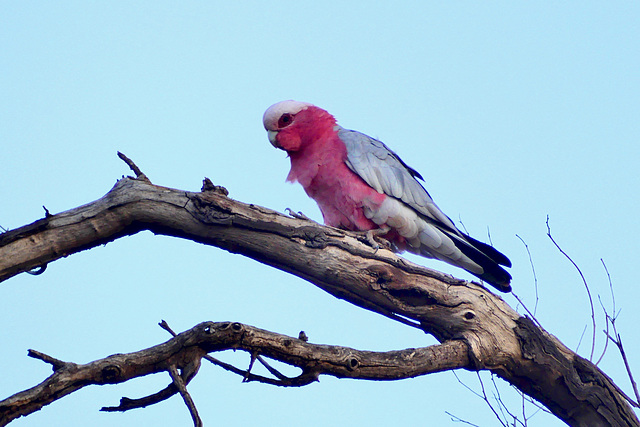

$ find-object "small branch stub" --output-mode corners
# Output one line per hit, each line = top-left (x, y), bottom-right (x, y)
(117, 151), (150, 183)
(201, 177), (229, 196)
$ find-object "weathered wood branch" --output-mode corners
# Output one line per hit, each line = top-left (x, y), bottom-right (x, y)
(0, 321), (469, 426)
(0, 169), (638, 426)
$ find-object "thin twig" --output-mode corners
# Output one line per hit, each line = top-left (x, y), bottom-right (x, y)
(605, 331), (640, 407)
(515, 234), (539, 315)
(508, 383), (553, 415)
(158, 320), (314, 387)
(490, 374), (525, 427)
(444, 411), (481, 426)
(576, 324), (588, 354)
(452, 371), (484, 400)
(596, 296), (611, 366)
(243, 352), (258, 382)
(546, 216), (596, 361)
(103, 322), (203, 414)
(117, 151), (150, 182)
(476, 372), (507, 427)
(595, 259), (639, 406)
(521, 389), (529, 427)
(457, 215), (469, 235)
(606, 324), (640, 405)
(256, 355), (290, 381)
(511, 292), (543, 329)
(490, 376), (508, 424)
(27, 349), (68, 371)
(101, 385), (179, 412)
(593, 260), (640, 406)
(168, 365), (202, 427)
(205, 353), (318, 387)
(159, 319), (177, 337)
(601, 259), (618, 319)
(205, 355), (283, 385)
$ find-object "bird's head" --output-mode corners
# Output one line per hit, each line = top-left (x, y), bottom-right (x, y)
(263, 100), (337, 152)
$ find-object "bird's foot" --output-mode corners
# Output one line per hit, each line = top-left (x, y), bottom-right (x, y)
(286, 208), (313, 221)
(354, 226), (392, 252)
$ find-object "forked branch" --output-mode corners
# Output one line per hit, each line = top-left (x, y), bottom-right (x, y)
(0, 154), (637, 426)
(0, 321), (469, 426)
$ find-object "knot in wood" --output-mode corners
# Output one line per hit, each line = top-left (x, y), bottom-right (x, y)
(101, 365), (122, 383)
(217, 322), (233, 332)
(346, 356), (360, 371)
(463, 310), (476, 321)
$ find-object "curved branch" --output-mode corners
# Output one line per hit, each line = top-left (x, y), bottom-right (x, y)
(0, 321), (469, 426)
(0, 158), (638, 426)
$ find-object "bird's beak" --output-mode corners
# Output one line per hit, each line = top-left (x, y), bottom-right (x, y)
(267, 130), (281, 149)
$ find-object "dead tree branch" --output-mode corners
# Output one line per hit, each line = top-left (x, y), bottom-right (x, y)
(0, 321), (468, 426)
(0, 155), (638, 426)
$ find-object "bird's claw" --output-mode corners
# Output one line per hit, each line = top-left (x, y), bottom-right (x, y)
(355, 227), (392, 252)
(286, 208), (312, 221)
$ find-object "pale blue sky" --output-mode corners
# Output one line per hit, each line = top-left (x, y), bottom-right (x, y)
(1, 2), (639, 426)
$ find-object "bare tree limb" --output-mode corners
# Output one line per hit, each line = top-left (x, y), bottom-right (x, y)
(0, 155), (638, 426)
(0, 321), (469, 426)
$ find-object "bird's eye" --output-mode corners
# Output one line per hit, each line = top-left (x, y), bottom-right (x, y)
(278, 113), (293, 128)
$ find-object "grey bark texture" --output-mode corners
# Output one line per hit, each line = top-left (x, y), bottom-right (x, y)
(0, 175), (637, 427)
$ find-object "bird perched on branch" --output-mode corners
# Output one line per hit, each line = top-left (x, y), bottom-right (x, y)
(263, 100), (512, 292)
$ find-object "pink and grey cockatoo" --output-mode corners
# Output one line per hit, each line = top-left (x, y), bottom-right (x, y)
(263, 100), (512, 292)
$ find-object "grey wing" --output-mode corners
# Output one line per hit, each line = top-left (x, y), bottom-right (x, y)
(338, 127), (460, 234)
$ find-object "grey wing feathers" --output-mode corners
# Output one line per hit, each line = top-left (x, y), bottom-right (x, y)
(338, 127), (459, 233)
(338, 126), (512, 292)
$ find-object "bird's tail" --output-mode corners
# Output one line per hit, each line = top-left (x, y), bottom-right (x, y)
(451, 233), (512, 292)
(407, 223), (512, 293)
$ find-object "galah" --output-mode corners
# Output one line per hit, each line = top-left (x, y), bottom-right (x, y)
(263, 100), (512, 292)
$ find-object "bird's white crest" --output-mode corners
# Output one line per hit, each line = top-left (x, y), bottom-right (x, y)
(263, 100), (314, 130)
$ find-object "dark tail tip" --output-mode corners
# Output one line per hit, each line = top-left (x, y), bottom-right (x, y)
(454, 235), (513, 293)
(479, 268), (512, 293)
